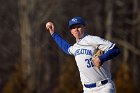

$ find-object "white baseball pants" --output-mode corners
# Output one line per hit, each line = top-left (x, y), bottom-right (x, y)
(83, 80), (115, 93)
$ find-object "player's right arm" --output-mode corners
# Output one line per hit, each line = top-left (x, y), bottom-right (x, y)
(46, 22), (71, 54)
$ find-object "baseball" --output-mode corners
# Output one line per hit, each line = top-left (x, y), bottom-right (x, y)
(46, 22), (53, 29)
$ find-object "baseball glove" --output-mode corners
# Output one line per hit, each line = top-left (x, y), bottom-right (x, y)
(92, 50), (104, 67)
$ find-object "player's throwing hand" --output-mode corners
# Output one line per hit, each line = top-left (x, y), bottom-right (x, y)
(46, 22), (55, 35)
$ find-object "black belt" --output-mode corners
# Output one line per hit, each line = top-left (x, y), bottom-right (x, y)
(84, 79), (108, 88)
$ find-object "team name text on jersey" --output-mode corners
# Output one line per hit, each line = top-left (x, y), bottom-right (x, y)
(74, 48), (92, 56)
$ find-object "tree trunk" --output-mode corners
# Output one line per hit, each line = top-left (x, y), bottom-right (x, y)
(18, 0), (35, 92)
(105, 0), (113, 40)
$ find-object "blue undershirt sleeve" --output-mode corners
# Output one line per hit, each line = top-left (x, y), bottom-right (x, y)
(51, 32), (71, 54)
(98, 45), (120, 62)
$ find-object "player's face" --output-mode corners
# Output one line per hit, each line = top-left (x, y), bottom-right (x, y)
(70, 24), (85, 40)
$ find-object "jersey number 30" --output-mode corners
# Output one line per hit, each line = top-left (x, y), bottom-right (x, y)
(85, 58), (94, 68)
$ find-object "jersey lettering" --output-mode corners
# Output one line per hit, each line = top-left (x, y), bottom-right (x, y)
(74, 48), (92, 56)
(85, 58), (94, 68)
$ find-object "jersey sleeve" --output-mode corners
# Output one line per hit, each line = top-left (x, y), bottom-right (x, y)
(51, 32), (71, 54)
(88, 36), (120, 62)
(67, 46), (75, 55)
(88, 36), (114, 51)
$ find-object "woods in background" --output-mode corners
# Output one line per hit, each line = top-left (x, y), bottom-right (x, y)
(0, 0), (140, 93)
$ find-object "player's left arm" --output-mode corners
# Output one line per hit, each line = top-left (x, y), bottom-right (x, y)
(93, 44), (120, 68)
(98, 45), (120, 62)
(94, 36), (120, 62)
(89, 36), (120, 68)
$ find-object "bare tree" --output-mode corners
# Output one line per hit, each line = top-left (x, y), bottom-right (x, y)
(18, 0), (36, 92)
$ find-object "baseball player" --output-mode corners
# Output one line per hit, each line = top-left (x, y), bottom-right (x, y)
(46, 16), (120, 93)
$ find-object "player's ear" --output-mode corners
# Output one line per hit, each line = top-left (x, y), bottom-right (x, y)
(70, 29), (73, 34)
(83, 25), (86, 29)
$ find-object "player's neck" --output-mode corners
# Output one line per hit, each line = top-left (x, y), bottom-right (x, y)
(76, 38), (80, 42)
(76, 32), (87, 42)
